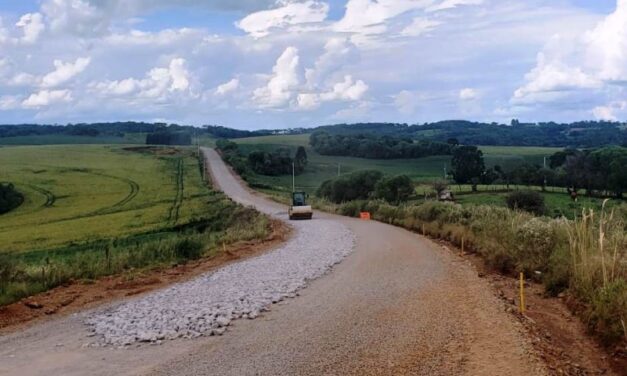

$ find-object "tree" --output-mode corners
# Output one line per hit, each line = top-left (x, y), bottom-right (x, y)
(317, 170), (384, 203)
(375, 175), (414, 204)
(294, 146), (308, 174)
(451, 146), (485, 191)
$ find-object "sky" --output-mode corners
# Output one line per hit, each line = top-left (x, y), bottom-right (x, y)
(0, 0), (624, 129)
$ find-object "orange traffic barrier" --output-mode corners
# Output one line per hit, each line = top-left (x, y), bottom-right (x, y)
(359, 212), (371, 220)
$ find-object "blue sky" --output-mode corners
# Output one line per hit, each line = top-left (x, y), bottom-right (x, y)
(0, 0), (625, 129)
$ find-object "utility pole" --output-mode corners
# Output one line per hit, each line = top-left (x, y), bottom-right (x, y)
(338, 163), (341, 177)
(292, 162), (295, 192)
(443, 164), (447, 180)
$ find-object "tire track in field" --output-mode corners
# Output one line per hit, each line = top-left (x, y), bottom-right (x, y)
(26, 184), (56, 208)
(167, 158), (184, 225)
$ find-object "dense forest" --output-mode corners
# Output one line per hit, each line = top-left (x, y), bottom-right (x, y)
(310, 131), (453, 159)
(145, 132), (192, 145)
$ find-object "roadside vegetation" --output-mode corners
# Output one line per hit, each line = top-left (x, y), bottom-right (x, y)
(0, 145), (271, 306)
(219, 132), (626, 346)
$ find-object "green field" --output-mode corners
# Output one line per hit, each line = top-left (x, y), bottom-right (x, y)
(232, 133), (562, 192)
(0, 145), (210, 253)
(230, 133), (623, 218)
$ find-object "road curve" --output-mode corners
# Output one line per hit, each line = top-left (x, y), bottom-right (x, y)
(0, 148), (546, 376)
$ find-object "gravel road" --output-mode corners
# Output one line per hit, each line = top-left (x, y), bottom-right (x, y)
(0, 148), (548, 376)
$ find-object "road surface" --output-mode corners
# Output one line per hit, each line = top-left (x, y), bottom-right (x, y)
(0, 148), (546, 376)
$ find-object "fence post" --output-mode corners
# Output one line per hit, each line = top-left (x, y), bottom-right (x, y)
(519, 272), (526, 314)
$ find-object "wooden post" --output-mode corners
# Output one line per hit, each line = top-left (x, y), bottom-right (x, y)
(519, 272), (526, 314)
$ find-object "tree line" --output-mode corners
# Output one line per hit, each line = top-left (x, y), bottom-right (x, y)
(309, 131), (453, 159)
(449, 145), (627, 198)
(215, 140), (308, 177)
(317, 170), (414, 204)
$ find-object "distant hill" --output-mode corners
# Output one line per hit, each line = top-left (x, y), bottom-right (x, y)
(1, 120), (625, 148)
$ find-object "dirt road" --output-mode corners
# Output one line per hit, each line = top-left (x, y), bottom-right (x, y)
(0, 148), (547, 375)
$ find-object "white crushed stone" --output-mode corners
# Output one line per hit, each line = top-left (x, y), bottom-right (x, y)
(86, 218), (355, 346)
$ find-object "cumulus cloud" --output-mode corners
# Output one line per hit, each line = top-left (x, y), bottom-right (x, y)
(584, 0), (627, 82)
(253, 47), (301, 107)
(459, 88), (478, 100)
(237, 1), (329, 38)
(513, 0), (627, 112)
(592, 101), (627, 121)
(22, 89), (72, 108)
(90, 58), (191, 99)
(42, 57), (91, 88)
(297, 75), (368, 110)
(305, 37), (358, 87)
(16, 13), (45, 44)
(215, 78), (240, 96)
(333, 0), (428, 37)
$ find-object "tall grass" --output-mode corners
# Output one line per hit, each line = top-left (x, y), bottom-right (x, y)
(0, 202), (270, 307)
(328, 198), (626, 345)
(567, 202), (626, 343)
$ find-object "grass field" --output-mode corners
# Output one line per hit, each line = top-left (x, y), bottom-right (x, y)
(231, 133), (623, 218)
(232, 133), (562, 191)
(0, 145), (211, 253)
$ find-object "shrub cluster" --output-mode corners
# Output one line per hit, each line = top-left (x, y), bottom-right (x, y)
(317, 170), (415, 204)
(505, 190), (546, 215)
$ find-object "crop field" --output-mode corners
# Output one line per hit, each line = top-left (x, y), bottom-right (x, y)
(0, 145), (210, 253)
(232, 133), (562, 192)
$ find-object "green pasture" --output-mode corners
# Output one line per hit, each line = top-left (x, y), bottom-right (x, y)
(0, 145), (210, 253)
(231, 133), (562, 192)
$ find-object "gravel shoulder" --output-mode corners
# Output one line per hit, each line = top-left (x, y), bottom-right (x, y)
(0, 148), (549, 376)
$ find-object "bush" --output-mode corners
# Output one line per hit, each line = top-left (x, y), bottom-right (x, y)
(505, 190), (546, 215)
(0, 183), (24, 214)
(174, 237), (204, 260)
(317, 170), (384, 203)
(374, 175), (414, 204)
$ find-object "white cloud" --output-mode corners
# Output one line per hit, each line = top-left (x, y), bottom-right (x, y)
(8, 73), (39, 87)
(592, 105), (616, 121)
(592, 101), (627, 121)
(296, 93), (320, 110)
(215, 78), (239, 96)
(22, 89), (72, 108)
(459, 87), (478, 100)
(321, 75), (368, 101)
(297, 75), (368, 110)
(584, 0), (627, 82)
(42, 57), (91, 88)
(253, 47), (300, 107)
(513, 53), (599, 102)
(401, 17), (440, 37)
(16, 13), (45, 44)
(237, 1), (329, 38)
(0, 95), (21, 110)
(90, 58), (191, 99)
(333, 0), (429, 37)
(305, 37), (357, 87)
(42, 0), (112, 36)
(427, 0), (483, 12)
